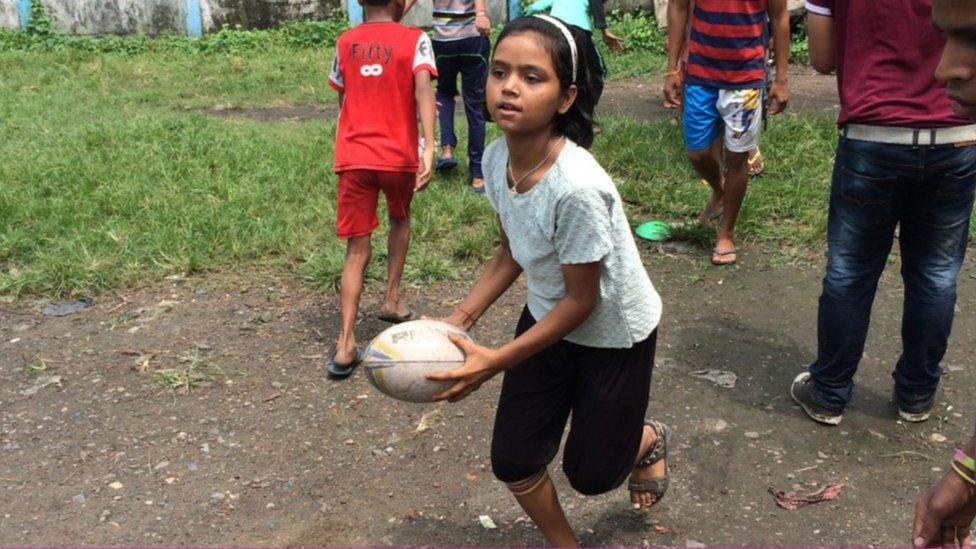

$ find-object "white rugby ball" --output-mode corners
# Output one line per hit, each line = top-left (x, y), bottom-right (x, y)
(363, 320), (472, 403)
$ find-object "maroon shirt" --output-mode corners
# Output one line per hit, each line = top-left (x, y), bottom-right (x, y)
(806, 0), (970, 128)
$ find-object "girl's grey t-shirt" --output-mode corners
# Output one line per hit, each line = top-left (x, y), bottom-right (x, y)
(483, 138), (662, 348)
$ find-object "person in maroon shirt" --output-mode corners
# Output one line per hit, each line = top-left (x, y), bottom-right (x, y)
(912, 3), (976, 546)
(789, 0), (976, 427)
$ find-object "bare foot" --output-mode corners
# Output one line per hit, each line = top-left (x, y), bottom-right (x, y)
(440, 145), (454, 161)
(711, 235), (737, 266)
(629, 424), (668, 509)
(698, 192), (724, 225)
(333, 339), (358, 364)
(471, 177), (485, 191)
(379, 300), (412, 319)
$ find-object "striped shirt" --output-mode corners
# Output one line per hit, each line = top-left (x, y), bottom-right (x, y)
(686, 0), (768, 89)
(433, 0), (479, 41)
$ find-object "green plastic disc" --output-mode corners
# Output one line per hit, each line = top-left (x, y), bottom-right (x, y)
(634, 220), (671, 241)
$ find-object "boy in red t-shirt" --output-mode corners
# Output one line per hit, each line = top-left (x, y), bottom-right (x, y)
(326, 0), (437, 378)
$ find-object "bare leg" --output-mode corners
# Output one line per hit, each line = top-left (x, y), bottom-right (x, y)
(381, 216), (411, 318)
(687, 136), (725, 223)
(512, 473), (579, 548)
(440, 144), (454, 161)
(714, 149), (750, 263)
(335, 235), (371, 363)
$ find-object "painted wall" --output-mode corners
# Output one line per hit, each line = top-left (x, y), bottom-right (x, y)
(40, 0), (187, 35)
(0, 0), (510, 34)
(0, 0), (21, 29)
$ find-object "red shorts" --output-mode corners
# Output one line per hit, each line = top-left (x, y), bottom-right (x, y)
(336, 170), (415, 239)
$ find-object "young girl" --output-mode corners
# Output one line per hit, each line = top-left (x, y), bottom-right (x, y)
(426, 16), (669, 547)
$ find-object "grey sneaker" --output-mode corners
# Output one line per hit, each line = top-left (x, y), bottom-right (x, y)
(896, 392), (934, 423)
(790, 372), (843, 426)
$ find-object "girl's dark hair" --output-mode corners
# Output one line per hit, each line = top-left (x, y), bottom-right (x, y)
(493, 16), (599, 149)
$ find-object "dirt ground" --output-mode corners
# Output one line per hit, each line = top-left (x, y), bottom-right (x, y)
(5, 69), (963, 547)
(2, 239), (976, 547)
(206, 66), (839, 123)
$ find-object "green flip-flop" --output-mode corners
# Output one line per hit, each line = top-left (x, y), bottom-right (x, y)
(634, 220), (671, 241)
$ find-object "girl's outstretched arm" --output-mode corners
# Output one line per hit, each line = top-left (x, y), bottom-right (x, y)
(442, 218), (524, 331)
(430, 260), (601, 403)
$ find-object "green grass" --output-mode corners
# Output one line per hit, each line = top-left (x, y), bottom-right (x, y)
(0, 24), (902, 299)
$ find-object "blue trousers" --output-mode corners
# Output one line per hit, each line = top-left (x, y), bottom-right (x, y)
(809, 137), (976, 411)
(433, 36), (489, 179)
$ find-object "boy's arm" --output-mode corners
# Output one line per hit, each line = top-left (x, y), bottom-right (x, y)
(474, 0), (490, 36)
(414, 69), (436, 192)
(663, 0), (690, 106)
(806, 4), (835, 74)
(766, 0), (790, 114)
(591, 0), (624, 52)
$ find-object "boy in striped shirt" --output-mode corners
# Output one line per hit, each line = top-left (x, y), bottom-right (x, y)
(664, 0), (790, 265)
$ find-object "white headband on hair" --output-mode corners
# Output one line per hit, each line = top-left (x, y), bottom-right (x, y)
(532, 14), (578, 83)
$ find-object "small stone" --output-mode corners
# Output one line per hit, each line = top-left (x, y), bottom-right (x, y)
(195, 289), (210, 296)
(686, 540), (706, 548)
(931, 433), (948, 443)
(433, 445), (444, 453)
(711, 419), (728, 433)
(195, 342), (213, 352)
(258, 312), (273, 324)
(372, 449), (386, 457)
(266, 502), (276, 509)
(210, 492), (225, 501)
(71, 494), (86, 504)
(744, 431), (760, 439)
(108, 481), (123, 490)
(164, 477), (177, 484)
(99, 510), (111, 522)
(153, 461), (170, 470)
(344, 439), (355, 445)
(271, 381), (285, 390)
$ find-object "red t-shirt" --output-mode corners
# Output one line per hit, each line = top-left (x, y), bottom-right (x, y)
(806, 0), (970, 128)
(686, 0), (768, 90)
(329, 22), (437, 173)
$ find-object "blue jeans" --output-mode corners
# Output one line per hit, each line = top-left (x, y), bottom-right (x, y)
(809, 137), (976, 411)
(433, 36), (489, 179)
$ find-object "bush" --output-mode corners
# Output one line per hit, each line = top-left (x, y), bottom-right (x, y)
(0, 2), (348, 56)
(606, 10), (666, 54)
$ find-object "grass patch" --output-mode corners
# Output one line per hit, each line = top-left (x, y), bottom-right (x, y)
(154, 351), (217, 393)
(23, 358), (49, 376)
(0, 19), (916, 299)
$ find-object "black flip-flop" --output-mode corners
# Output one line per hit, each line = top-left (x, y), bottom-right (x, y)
(711, 247), (737, 266)
(327, 347), (363, 379)
(435, 158), (458, 172)
(377, 308), (415, 324)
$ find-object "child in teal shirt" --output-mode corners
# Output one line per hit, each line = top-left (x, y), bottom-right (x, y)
(525, 0), (623, 104)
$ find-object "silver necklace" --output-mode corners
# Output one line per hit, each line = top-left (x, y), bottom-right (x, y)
(507, 136), (564, 197)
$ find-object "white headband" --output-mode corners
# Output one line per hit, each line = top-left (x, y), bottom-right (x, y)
(532, 14), (578, 83)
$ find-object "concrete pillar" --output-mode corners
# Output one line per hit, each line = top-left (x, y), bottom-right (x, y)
(0, 0), (22, 29)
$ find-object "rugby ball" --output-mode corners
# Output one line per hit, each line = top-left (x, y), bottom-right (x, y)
(363, 320), (472, 403)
